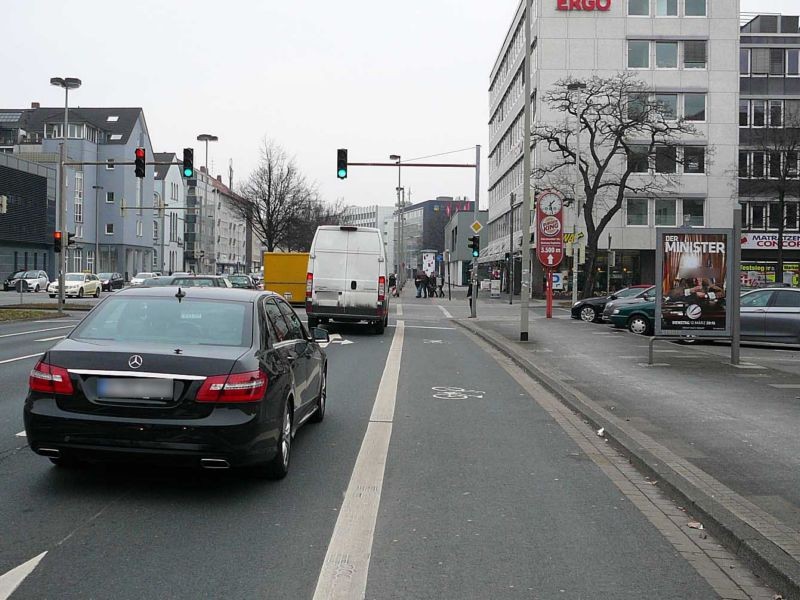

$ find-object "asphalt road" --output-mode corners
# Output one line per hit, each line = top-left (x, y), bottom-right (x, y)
(0, 297), (776, 599)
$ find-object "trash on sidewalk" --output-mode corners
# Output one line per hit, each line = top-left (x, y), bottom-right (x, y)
(687, 521), (704, 530)
(596, 427), (605, 437)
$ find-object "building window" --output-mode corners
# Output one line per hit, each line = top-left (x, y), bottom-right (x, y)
(137, 220), (143, 237)
(74, 172), (83, 223)
(628, 93), (648, 120)
(627, 145), (650, 173)
(655, 199), (676, 226)
(788, 100), (800, 126)
(739, 100), (749, 127)
(628, 41), (650, 69)
(153, 220), (159, 241)
(788, 151), (799, 179)
(656, 42), (678, 68)
(626, 199), (649, 226)
(740, 49), (750, 75)
(656, 0), (677, 15)
(655, 146), (677, 173)
(788, 50), (800, 76)
(684, 147), (705, 174)
(752, 100), (766, 127)
(73, 249), (82, 272)
(769, 100), (783, 128)
(768, 151), (782, 179)
(684, 94), (706, 121)
(683, 199), (704, 226)
(656, 94), (678, 119)
(751, 152), (765, 178)
(105, 223), (114, 235)
(751, 49), (769, 75)
(87, 251), (95, 273)
(683, 41), (707, 69)
(106, 115), (119, 123)
(106, 191), (114, 203)
(786, 203), (799, 231)
(748, 204), (766, 229)
(75, 224), (83, 239)
(684, 0), (705, 16)
(106, 159), (115, 170)
(770, 48), (785, 76)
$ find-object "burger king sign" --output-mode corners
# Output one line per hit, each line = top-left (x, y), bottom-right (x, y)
(536, 190), (565, 268)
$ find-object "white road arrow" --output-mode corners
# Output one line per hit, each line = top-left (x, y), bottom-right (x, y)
(0, 551), (47, 600)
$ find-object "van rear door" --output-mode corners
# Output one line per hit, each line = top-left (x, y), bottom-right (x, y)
(310, 229), (349, 309)
(342, 230), (381, 313)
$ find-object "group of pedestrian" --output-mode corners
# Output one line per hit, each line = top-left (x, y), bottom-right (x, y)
(414, 270), (444, 298)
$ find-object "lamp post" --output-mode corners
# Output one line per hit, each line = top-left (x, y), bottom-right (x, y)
(50, 76), (81, 314)
(390, 154), (404, 289)
(92, 184), (102, 273)
(196, 134), (218, 171)
(567, 81), (586, 304)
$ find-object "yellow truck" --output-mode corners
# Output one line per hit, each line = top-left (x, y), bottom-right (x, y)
(262, 252), (309, 305)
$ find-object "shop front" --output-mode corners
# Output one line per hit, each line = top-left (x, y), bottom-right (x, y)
(741, 233), (800, 286)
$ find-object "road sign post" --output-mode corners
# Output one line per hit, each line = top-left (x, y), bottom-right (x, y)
(536, 190), (564, 319)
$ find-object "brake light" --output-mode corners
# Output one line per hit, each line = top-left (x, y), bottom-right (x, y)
(378, 275), (386, 302)
(306, 272), (313, 299)
(196, 370), (267, 403)
(29, 360), (74, 395)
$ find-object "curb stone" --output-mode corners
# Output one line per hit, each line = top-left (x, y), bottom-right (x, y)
(454, 317), (800, 600)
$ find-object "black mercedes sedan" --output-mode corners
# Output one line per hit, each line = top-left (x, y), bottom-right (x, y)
(24, 287), (329, 479)
(98, 272), (125, 292)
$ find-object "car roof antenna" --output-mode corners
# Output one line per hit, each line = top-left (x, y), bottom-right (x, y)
(175, 287), (186, 303)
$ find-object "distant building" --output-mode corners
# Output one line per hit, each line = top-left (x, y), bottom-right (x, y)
(444, 209), (488, 286)
(153, 152), (185, 274)
(211, 174), (248, 274)
(342, 204), (394, 229)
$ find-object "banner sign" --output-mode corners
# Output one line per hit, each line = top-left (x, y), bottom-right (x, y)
(536, 190), (564, 268)
(740, 232), (800, 249)
(655, 229), (734, 337)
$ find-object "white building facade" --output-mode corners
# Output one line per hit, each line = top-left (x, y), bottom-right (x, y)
(153, 153), (185, 274)
(488, 0), (740, 289)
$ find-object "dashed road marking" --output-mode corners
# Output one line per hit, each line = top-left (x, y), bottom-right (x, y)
(0, 326), (73, 339)
(768, 383), (800, 389)
(34, 336), (66, 342)
(15, 431), (26, 438)
(0, 353), (41, 366)
(437, 305), (453, 319)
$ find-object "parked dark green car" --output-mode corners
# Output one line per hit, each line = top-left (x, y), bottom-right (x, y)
(609, 300), (655, 335)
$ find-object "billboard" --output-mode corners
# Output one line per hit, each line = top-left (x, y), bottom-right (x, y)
(655, 229), (733, 336)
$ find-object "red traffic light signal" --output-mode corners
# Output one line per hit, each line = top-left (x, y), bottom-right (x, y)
(134, 147), (146, 178)
(54, 231), (62, 253)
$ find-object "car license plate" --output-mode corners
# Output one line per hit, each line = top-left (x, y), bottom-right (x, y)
(97, 378), (173, 400)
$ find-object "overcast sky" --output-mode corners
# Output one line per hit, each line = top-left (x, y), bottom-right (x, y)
(6, 0), (797, 210)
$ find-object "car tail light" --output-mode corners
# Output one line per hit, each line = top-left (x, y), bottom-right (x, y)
(378, 275), (386, 302)
(196, 370), (268, 403)
(29, 360), (74, 395)
(306, 273), (313, 299)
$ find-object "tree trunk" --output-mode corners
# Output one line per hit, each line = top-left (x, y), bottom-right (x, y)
(777, 191), (785, 285)
(581, 241), (599, 299)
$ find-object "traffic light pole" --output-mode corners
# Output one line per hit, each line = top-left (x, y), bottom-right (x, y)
(471, 144), (480, 319)
(520, 0), (532, 341)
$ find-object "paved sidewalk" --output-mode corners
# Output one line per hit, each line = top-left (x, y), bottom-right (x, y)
(446, 297), (800, 599)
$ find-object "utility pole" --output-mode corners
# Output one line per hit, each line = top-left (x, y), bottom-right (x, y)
(470, 144), (480, 318)
(520, 0), (532, 341)
(509, 193), (515, 305)
(567, 81), (586, 304)
(731, 207), (742, 365)
(92, 184), (102, 272)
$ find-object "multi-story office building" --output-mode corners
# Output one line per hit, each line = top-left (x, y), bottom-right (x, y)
(738, 14), (800, 286)
(444, 209), (488, 285)
(153, 152), (185, 274)
(0, 104), (157, 278)
(211, 174), (248, 274)
(342, 204), (396, 270)
(488, 0), (739, 291)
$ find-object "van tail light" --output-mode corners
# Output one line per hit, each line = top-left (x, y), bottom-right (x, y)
(29, 360), (74, 395)
(378, 275), (386, 302)
(196, 370), (268, 403)
(306, 273), (313, 299)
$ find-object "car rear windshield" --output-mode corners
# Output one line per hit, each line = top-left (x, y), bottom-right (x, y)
(172, 277), (217, 287)
(72, 297), (252, 347)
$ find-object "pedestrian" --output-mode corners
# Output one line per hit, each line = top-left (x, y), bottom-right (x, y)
(428, 273), (437, 298)
(420, 271), (429, 298)
(467, 280), (473, 311)
(414, 270), (423, 298)
(388, 273), (398, 297)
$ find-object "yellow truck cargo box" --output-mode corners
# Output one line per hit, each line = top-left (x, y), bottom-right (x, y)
(263, 252), (309, 304)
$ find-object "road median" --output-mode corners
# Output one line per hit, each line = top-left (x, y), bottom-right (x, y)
(454, 317), (800, 600)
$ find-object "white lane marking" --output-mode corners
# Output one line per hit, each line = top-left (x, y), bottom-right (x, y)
(35, 336), (66, 342)
(438, 305), (453, 319)
(387, 324), (454, 330)
(768, 383), (800, 389)
(396, 303), (403, 317)
(0, 353), (41, 366)
(0, 551), (47, 600)
(33, 320), (79, 323)
(313, 321), (404, 600)
(0, 326), (73, 339)
(15, 431), (26, 438)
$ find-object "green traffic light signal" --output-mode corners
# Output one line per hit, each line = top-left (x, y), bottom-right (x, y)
(184, 168), (193, 177)
(337, 148), (348, 180)
(337, 168), (347, 178)
(182, 148), (194, 178)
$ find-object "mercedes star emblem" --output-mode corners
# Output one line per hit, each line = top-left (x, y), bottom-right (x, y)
(128, 355), (143, 369)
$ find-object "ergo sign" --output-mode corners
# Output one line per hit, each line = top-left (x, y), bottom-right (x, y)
(557, 0), (611, 10)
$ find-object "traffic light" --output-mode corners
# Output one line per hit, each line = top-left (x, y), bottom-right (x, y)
(134, 147), (146, 178)
(468, 235), (480, 258)
(337, 148), (348, 179)
(182, 148), (194, 178)
(53, 231), (62, 253)
(67, 232), (77, 247)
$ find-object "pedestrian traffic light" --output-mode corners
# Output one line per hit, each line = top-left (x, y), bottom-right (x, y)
(53, 231), (62, 253)
(337, 148), (348, 179)
(468, 235), (480, 258)
(67, 232), (77, 247)
(182, 148), (194, 178)
(134, 147), (146, 178)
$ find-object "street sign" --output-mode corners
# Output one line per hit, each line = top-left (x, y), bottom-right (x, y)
(470, 220), (483, 234)
(536, 190), (564, 268)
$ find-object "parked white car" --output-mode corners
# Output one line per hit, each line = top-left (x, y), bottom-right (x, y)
(21, 270), (49, 292)
(48, 273), (102, 298)
(130, 272), (156, 286)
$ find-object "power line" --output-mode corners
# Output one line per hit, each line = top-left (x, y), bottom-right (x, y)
(402, 146), (476, 164)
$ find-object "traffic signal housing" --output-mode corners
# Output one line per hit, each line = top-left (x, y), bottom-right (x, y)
(182, 148), (194, 178)
(134, 147), (146, 178)
(468, 235), (480, 258)
(67, 232), (77, 247)
(337, 148), (348, 179)
(54, 231), (62, 253)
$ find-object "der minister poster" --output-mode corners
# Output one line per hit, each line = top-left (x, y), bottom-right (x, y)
(655, 230), (733, 336)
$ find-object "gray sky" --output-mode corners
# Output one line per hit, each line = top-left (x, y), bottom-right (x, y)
(6, 0), (797, 209)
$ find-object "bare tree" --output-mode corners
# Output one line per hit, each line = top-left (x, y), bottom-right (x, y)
(284, 194), (346, 252)
(531, 73), (703, 298)
(739, 116), (800, 282)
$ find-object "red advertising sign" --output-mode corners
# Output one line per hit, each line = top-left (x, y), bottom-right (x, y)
(536, 190), (564, 268)
(557, 0), (611, 11)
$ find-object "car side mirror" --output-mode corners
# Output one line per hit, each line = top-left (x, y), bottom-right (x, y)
(609, 294), (618, 300)
(312, 327), (330, 344)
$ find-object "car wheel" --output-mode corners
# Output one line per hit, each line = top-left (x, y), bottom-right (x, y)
(374, 319), (385, 335)
(49, 294), (55, 299)
(94, 287), (100, 298)
(78, 287), (84, 298)
(310, 370), (326, 424)
(260, 398), (293, 480)
(579, 305), (598, 323)
(34, 285), (40, 293)
(384, 313), (389, 327)
(308, 317), (319, 329)
(627, 315), (651, 336)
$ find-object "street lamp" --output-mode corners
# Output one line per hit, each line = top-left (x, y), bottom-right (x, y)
(92, 185), (103, 273)
(50, 76), (81, 314)
(196, 134), (218, 172)
(567, 81), (587, 304)
(390, 154), (404, 288)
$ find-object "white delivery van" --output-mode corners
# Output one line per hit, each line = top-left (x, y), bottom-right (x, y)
(306, 225), (388, 334)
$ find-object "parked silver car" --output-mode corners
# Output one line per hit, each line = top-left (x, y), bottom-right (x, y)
(21, 270), (49, 293)
(740, 288), (800, 344)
